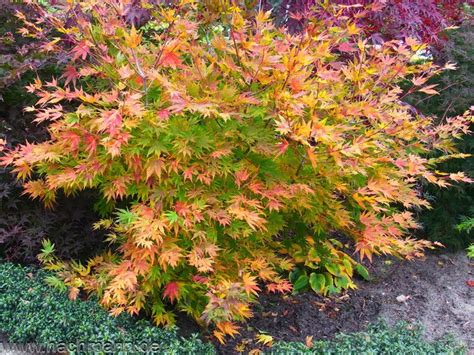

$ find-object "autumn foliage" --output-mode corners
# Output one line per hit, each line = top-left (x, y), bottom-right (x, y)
(1, 0), (472, 341)
(267, 0), (471, 46)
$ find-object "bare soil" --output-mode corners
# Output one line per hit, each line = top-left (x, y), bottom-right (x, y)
(209, 251), (474, 354)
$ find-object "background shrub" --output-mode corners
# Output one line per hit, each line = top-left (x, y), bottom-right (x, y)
(0, 3), (106, 263)
(264, 0), (470, 46)
(407, 13), (474, 249)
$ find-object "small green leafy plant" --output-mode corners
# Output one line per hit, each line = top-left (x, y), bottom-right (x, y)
(269, 322), (467, 354)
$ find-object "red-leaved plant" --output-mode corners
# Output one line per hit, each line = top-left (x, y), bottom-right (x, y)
(266, 0), (471, 46)
(1, 0), (472, 342)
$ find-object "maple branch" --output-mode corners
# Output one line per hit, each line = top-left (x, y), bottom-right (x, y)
(441, 100), (455, 121)
(131, 48), (148, 107)
(280, 34), (305, 92)
(248, 49), (266, 85)
(294, 151), (307, 178)
(414, 79), (467, 106)
(152, 18), (178, 69)
(229, 26), (254, 90)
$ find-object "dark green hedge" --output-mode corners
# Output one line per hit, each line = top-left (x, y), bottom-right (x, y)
(269, 322), (466, 355)
(0, 262), (214, 354)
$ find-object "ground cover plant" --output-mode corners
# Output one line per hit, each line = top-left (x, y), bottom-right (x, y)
(0, 262), (213, 354)
(1, 0), (472, 343)
(269, 322), (466, 354)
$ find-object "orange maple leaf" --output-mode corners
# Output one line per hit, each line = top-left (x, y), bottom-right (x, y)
(242, 273), (261, 296)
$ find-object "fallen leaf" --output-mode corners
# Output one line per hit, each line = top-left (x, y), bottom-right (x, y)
(289, 325), (298, 333)
(255, 333), (273, 347)
(396, 294), (411, 303)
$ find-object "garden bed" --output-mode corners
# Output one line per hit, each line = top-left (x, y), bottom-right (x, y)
(0, 251), (471, 354)
(208, 251), (473, 353)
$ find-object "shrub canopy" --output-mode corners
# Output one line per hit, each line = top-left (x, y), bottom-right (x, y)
(1, 0), (472, 341)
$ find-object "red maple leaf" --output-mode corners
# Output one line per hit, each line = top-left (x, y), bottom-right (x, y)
(71, 40), (91, 61)
(338, 42), (357, 53)
(62, 65), (80, 86)
(277, 139), (290, 157)
(99, 110), (122, 135)
(163, 282), (180, 303)
(84, 134), (97, 154)
(235, 169), (250, 187)
(192, 275), (210, 284)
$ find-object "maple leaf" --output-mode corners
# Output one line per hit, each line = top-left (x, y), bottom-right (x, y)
(23, 180), (47, 200)
(124, 26), (141, 49)
(338, 42), (356, 53)
(276, 139), (290, 157)
(158, 246), (183, 270)
(266, 280), (292, 293)
(161, 51), (182, 68)
(227, 206), (267, 231)
(61, 65), (80, 86)
(418, 84), (439, 95)
(242, 273), (261, 297)
(69, 287), (80, 301)
(448, 172), (472, 183)
(146, 158), (165, 180)
(216, 321), (240, 338)
(235, 169), (250, 187)
(192, 275), (210, 284)
(112, 270), (137, 291)
(84, 134), (98, 154)
(71, 40), (92, 61)
(213, 331), (226, 345)
(255, 333), (273, 347)
(99, 110), (122, 135)
(157, 109), (170, 121)
(118, 65), (134, 80)
(163, 282), (180, 303)
(411, 76), (428, 87)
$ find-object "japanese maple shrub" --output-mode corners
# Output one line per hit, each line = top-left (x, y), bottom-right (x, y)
(1, 0), (472, 341)
(265, 0), (470, 47)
